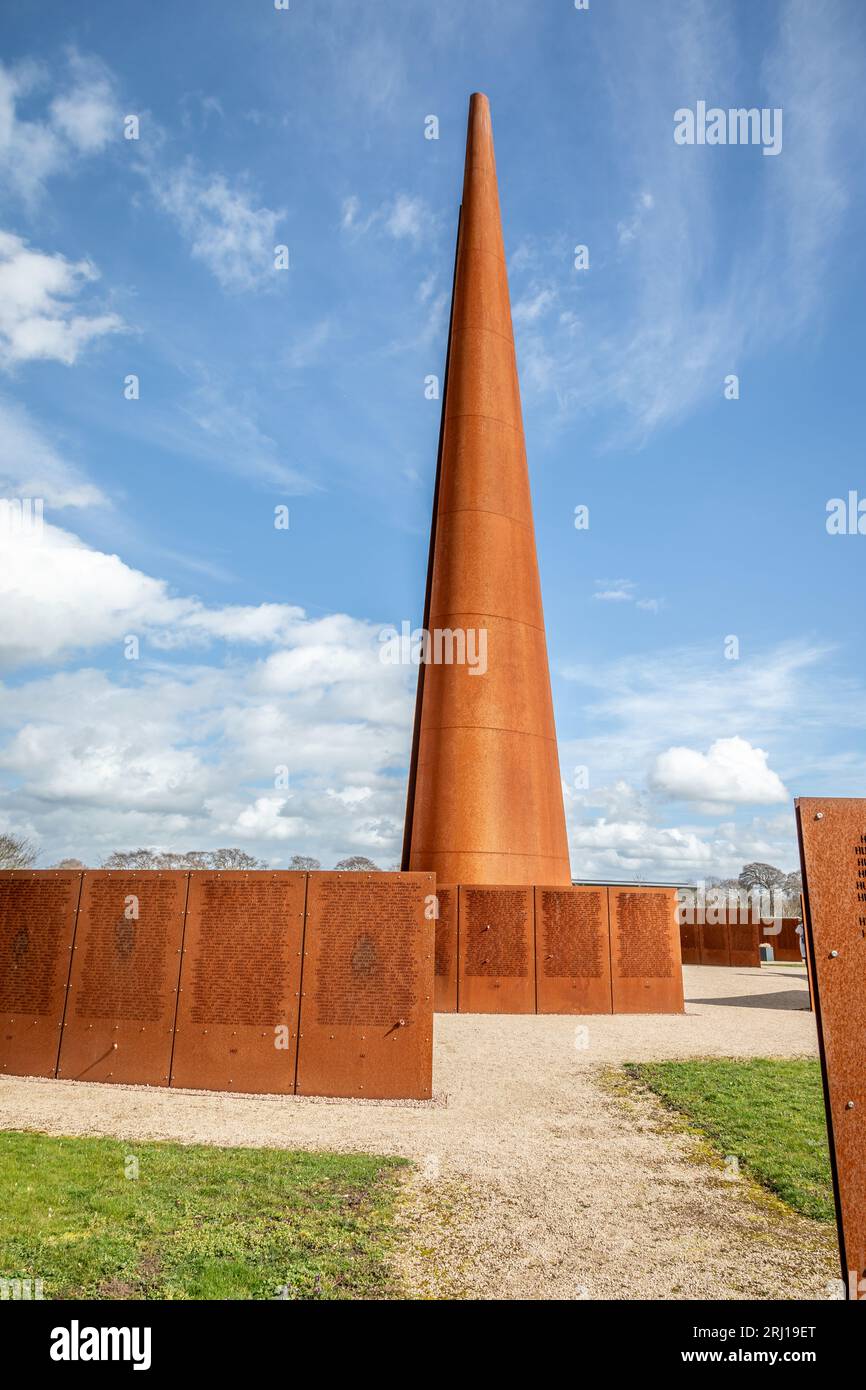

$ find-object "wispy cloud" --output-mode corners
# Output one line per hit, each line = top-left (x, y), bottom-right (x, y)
(592, 578), (661, 611)
(0, 398), (108, 507)
(341, 192), (435, 245)
(513, 0), (866, 445)
(144, 160), (284, 293)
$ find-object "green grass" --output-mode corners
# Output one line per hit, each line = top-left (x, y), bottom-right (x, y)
(623, 1059), (834, 1222)
(0, 1130), (408, 1300)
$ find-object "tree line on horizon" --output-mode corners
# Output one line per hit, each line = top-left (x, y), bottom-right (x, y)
(0, 835), (801, 900)
(0, 835), (388, 873)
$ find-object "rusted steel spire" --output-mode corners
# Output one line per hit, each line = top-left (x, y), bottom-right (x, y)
(402, 93), (571, 886)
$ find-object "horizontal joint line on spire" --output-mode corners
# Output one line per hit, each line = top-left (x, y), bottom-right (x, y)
(435, 506), (532, 529)
(444, 411), (524, 434)
(426, 610), (544, 631)
(418, 723), (557, 742)
(450, 322), (515, 348)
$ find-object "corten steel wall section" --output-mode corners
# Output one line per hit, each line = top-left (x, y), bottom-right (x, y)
(796, 799), (866, 1298)
(403, 93), (570, 886)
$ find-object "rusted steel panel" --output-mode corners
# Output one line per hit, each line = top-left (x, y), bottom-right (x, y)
(433, 885), (458, 1013)
(698, 920), (731, 967)
(534, 886), (612, 1014)
(764, 917), (802, 962)
(57, 872), (188, 1086)
(295, 873), (435, 1100)
(609, 888), (684, 1014)
(457, 884), (535, 1013)
(0, 871), (82, 1078)
(679, 917), (701, 966)
(170, 873), (305, 1094)
(796, 798), (866, 1298)
(728, 918), (762, 968)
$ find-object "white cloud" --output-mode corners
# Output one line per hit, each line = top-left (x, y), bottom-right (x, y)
(0, 231), (124, 367)
(650, 735), (788, 806)
(48, 52), (118, 155)
(340, 193), (433, 245)
(593, 579), (635, 602)
(558, 639), (866, 877)
(385, 193), (427, 241)
(0, 53), (118, 204)
(145, 161), (284, 292)
(592, 578), (661, 610)
(0, 521), (415, 865)
(512, 286), (556, 325)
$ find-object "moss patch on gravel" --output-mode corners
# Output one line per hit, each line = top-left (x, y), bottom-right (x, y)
(0, 1130), (408, 1300)
(622, 1059), (834, 1223)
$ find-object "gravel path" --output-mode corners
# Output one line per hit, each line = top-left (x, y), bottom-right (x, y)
(0, 965), (837, 1300)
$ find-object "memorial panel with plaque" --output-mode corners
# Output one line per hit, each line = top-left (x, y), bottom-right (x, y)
(434, 885), (458, 1013)
(170, 872), (305, 1094)
(534, 886), (612, 1013)
(295, 873), (435, 1099)
(609, 888), (684, 1014)
(0, 870), (82, 1077)
(796, 798), (866, 1298)
(57, 872), (188, 1086)
(699, 920), (731, 967)
(728, 917), (761, 968)
(679, 917), (700, 966)
(457, 884), (535, 1013)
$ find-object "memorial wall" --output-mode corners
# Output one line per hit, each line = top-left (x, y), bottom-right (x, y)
(0, 869), (435, 1100)
(677, 915), (791, 968)
(437, 882), (682, 1015)
(1, 869), (683, 1100)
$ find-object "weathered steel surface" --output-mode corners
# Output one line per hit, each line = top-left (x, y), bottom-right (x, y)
(534, 886), (612, 1013)
(457, 884), (535, 1013)
(681, 914), (761, 967)
(170, 873), (305, 1094)
(764, 917), (802, 962)
(0, 871), (82, 1078)
(699, 920), (731, 967)
(796, 798), (866, 1298)
(57, 872), (188, 1086)
(609, 888), (684, 1014)
(678, 917), (701, 966)
(433, 885), (458, 1013)
(296, 873), (435, 1099)
(402, 93), (570, 887)
(728, 918), (762, 968)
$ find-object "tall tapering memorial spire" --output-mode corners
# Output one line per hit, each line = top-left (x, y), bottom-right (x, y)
(402, 93), (571, 886)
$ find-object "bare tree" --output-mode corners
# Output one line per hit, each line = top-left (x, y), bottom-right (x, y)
(289, 855), (321, 871)
(334, 856), (380, 872)
(51, 857), (86, 869)
(208, 848), (267, 870)
(102, 847), (267, 871)
(738, 862), (786, 892)
(102, 849), (159, 870)
(0, 833), (38, 869)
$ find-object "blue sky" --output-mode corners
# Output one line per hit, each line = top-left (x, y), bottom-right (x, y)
(0, 0), (864, 877)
